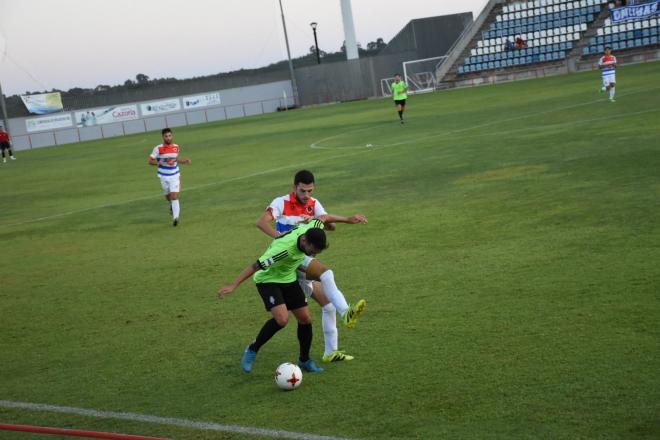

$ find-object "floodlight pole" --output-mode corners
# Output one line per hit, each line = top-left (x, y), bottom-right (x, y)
(310, 22), (321, 64)
(0, 80), (9, 132)
(278, 0), (300, 107)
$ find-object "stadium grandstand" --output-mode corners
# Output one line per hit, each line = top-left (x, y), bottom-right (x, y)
(438, 0), (660, 88)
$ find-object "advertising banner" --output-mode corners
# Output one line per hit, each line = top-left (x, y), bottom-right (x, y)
(182, 92), (222, 109)
(20, 92), (64, 115)
(140, 98), (181, 115)
(611, 1), (660, 23)
(25, 113), (73, 132)
(75, 105), (139, 127)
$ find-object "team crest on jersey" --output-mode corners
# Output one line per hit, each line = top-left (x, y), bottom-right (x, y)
(306, 206), (313, 214)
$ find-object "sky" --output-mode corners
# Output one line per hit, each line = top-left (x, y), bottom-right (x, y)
(0, 0), (488, 96)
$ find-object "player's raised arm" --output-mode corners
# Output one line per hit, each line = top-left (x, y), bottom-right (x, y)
(317, 213), (368, 225)
(218, 261), (260, 298)
(256, 209), (280, 238)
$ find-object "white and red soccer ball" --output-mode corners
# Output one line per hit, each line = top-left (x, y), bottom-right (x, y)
(274, 363), (303, 390)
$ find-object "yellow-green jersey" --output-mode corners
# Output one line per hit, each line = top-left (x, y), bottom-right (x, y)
(391, 80), (408, 100)
(253, 219), (325, 284)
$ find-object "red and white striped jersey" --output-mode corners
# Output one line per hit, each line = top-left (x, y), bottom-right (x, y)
(150, 144), (180, 177)
(598, 55), (617, 73)
(266, 192), (327, 234)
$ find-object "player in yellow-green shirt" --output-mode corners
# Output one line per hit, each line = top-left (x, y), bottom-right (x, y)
(391, 73), (408, 124)
(218, 220), (364, 373)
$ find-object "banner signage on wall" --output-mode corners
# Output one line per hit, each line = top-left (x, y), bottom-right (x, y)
(75, 105), (139, 127)
(610, 0), (660, 23)
(25, 113), (73, 132)
(140, 98), (181, 115)
(182, 92), (222, 109)
(20, 92), (64, 115)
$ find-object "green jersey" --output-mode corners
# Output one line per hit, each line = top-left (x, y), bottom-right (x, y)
(253, 219), (325, 284)
(391, 80), (408, 100)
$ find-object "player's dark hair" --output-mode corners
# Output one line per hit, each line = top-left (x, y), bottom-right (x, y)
(304, 227), (328, 251)
(394, 73), (401, 76)
(162, 128), (172, 136)
(294, 170), (315, 186)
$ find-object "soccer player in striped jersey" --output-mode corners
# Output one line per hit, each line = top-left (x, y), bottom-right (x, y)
(218, 220), (330, 373)
(148, 128), (191, 226)
(256, 170), (367, 363)
(598, 47), (617, 103)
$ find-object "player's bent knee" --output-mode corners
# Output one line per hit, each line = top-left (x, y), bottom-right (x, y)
(274, 315), (289, 327)
(297, 314), (313, 325)
(305, 260), (329, 281)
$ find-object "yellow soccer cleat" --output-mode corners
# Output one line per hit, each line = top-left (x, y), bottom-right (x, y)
(322, 350), (355, 362)
(341, 299), (366, 328)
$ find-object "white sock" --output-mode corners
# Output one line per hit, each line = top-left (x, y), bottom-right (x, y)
(319, 270), (349, 316)
(609, 87), (615, 99)
(171, 200), (180, 219)
(321, 303), (338, 355)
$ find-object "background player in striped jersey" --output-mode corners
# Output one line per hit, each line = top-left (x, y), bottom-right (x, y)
(598, 47), (617, 103)
(256, 170), (367, 363)
(148, 128), (191, 226)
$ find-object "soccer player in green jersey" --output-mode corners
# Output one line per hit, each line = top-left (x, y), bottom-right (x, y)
(391, 73), (408, 124)
(256, 170), (367, 363)
(219, 220), (334, 373)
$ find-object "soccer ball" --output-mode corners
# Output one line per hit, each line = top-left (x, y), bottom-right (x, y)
(274, 362), (303, 390)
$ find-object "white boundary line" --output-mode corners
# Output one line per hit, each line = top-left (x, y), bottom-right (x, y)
(309, 86), (660, 150)
(4, 86), (658, 228)
(0, 149), (374, 228)
(0, 400), (354, 440)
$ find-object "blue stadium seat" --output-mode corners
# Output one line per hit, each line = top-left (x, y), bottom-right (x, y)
(652, 35), (659, 44)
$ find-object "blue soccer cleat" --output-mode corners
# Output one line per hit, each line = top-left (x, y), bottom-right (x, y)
(241, 346), (257, 373)
(298, 358), (324, 373)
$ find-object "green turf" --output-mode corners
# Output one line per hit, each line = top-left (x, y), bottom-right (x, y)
(1, 61), (659, 440)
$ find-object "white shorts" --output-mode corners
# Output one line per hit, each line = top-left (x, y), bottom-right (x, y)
(159, 174), (180, 195)
(602, 73), (616, 87)
(296, 256), (315, 297)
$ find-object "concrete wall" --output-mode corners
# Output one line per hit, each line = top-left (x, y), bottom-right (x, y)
(8, 80), (293, 151)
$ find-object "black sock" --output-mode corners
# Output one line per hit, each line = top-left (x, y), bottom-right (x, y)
(398, 110), (403, 120)
(250, 318), (283, 352)
(297, 323), (312, 362)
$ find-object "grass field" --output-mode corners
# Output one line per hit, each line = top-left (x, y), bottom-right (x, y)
(1, 61), (659, 440)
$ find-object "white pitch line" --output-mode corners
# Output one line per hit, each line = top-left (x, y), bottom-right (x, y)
(309, 85), (660, 150)
(0, 400), (354, 440)
(0, 148), (375, 228)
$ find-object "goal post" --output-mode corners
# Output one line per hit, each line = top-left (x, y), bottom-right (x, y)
(380, 56), (448, 96)
(403, 55), (448, 93)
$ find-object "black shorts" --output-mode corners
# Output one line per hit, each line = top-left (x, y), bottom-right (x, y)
(256, 282), (307, 311)
(394, 99), (406, 106)
(0, 142), (10, 151)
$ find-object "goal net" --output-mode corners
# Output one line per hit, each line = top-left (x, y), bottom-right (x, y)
(381, 55), (448, 96)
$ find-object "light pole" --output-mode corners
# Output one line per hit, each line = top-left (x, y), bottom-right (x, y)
(278, 0), (300, 108)
(310, 22), (321, 65)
